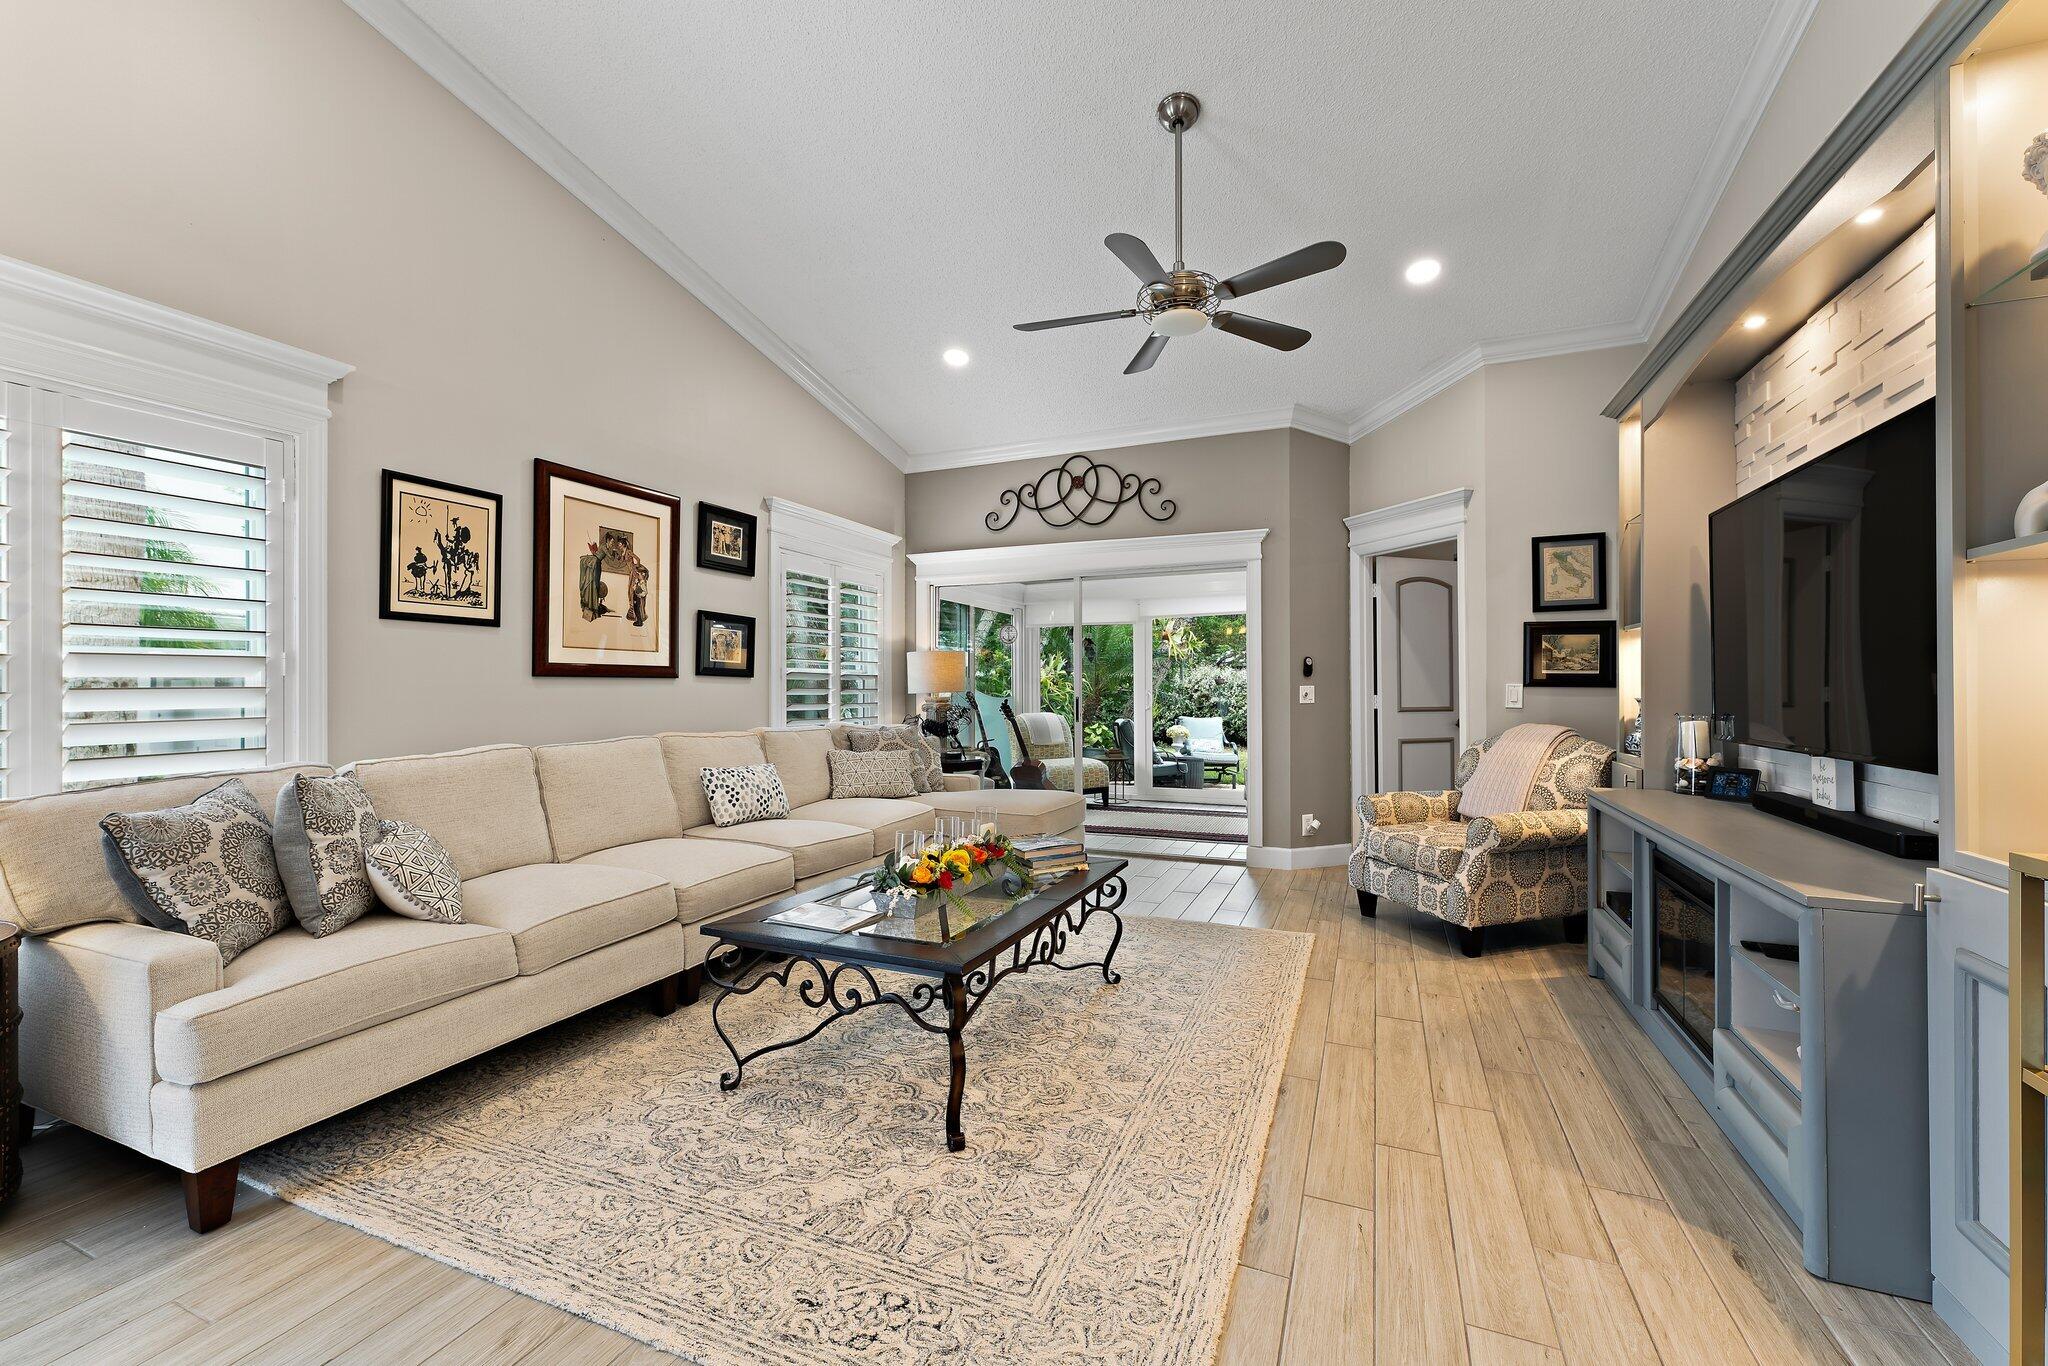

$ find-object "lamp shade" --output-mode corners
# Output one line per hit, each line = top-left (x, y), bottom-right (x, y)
(906, 649), (969, 695)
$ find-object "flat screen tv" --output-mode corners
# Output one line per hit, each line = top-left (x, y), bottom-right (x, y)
(1708, 398), (1937, 775)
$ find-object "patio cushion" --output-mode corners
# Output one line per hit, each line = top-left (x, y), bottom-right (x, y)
(575, 837), (794, 926)
(684, 818), (872, 879)
(1040, 756), (1112, 790)
(459, 862), (677, 976)
(1360, 821), (1468, 880)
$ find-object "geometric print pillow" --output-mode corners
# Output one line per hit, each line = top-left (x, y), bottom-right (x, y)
(826, 746), (917, 800)
(364, 820), (464, 923)
(98, 777), (291, 965)
(272, 773), (381, 937)
(841, 723), (942, 793)
(700, 763), (789, 827)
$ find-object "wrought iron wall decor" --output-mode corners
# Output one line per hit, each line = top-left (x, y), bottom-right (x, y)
(984, 454), (1176, 532)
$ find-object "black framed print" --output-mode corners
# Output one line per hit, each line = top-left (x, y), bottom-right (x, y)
(1523, 619), (1616, 688)
(380, 470), (503, 627)
(696, 502), (758, 576)
(1531, 531), (1607, 612)
(695, 610), (756, 678)
(533, 460), (682, 678)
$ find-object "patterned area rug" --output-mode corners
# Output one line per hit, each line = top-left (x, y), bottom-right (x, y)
(1087, 802), (1250, 843)
(244, 914), (1309, 1364)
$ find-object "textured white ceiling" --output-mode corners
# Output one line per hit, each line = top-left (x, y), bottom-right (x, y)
(386, 0), (1787, 464)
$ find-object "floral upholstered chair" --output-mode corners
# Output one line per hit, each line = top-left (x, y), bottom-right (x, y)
(1013, 711), (1112, 806)
(1348, 725), (1614, 957)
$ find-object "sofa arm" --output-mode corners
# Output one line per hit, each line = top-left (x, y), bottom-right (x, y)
(1355, 789), (1461, 830)
(18, 921), (221, 1156)
(1464, 809), (1589, 855)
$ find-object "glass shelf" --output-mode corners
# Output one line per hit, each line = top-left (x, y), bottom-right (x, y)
(1967, 247), (2048, 308)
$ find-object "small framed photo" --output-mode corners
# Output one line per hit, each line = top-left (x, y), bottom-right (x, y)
(696, 502), (758, 577)
(1531, 532), (1607, 612)
(696, 610), (756, 678)
(380, 470), (503, 627)
(1523, 620), (1616, 688)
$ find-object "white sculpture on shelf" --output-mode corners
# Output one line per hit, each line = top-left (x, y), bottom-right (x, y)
(2026, 129), (2048, 274)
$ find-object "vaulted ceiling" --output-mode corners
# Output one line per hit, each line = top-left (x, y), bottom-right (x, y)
(352, 0), (1808, 469)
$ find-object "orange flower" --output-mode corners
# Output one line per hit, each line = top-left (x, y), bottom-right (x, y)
(908, 863), (935, 886)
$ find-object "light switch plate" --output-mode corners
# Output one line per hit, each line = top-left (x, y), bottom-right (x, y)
(1505, 683), (1523, 709)
(1298, 685), (1315, 704)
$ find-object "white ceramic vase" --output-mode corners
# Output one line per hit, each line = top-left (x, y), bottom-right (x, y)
(2018, 479), (2048, 540)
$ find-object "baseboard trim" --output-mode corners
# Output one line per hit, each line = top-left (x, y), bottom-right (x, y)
(1931, 1279), (1999, 1366)
(1247, 842), (1350, 871)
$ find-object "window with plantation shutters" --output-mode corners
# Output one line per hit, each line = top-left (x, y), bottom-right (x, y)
(764, 500), (898, 730)
(781, 566), (832, 723)
(835, 573), (882, 725)
(0, 414), (11, 797)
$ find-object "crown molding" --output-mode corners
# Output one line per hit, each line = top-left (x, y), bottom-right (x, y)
(341, 0), (911, 473)
(902, 404), (1343, 474)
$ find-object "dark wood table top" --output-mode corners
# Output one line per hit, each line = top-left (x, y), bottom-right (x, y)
(701, 859), (1127, 976)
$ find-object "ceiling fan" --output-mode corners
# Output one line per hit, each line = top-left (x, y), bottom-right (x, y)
(1015, 91), (1346, 374)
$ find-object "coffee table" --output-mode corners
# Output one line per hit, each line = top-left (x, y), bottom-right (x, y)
(700, 859), (1129, 1152)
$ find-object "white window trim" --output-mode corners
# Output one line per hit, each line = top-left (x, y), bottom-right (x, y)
(763, 497), (900, 729)
(0, 254), (349, 791)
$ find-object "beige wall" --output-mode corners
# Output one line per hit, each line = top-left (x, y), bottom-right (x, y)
(903, 429), (1352, 850)
(1350, 346), (1641, 764)
(0, 0), (904, 762)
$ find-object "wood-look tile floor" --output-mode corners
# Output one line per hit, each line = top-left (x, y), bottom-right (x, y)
(0, 861), (1973, 1364)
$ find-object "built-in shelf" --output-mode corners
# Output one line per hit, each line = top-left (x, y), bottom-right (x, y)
(1966, 247), (2048, 308)
(1735, 1021), (1804, 1095)
(1602, 848), (1633, 882)
(1964, 527), (2048, 562)
(1732, 943), (1801, 1003)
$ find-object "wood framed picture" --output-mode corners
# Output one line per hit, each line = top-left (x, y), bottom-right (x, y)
(696, 501), (758, 576)
(1523, 620), (1616, 688)
(1531, 531), (1607, 612)
(532, 459), (681, 678)
(695, 610), (756, 678)
(380, 470), (503, 627)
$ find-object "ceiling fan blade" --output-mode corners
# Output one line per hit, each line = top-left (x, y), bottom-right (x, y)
(1105, 233), (1169, 285)
(1212, 312), (1311, 351)
(1216, 241), (1347, 299)
(1013, 309), (1138, 332)
(1124, 333), (1168, 374)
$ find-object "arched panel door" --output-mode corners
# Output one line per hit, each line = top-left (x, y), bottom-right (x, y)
(1373, 556), (1459, 793)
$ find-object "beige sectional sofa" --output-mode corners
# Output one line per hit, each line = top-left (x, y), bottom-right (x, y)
(0, 726), (1082, 1233)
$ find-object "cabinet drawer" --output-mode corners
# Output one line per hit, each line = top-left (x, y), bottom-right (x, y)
(1714, 1026), (1804, 1220)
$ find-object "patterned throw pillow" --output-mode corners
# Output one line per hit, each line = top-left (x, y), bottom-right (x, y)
(99, 778), (290, 965)
(826, 747), (917, 800)
(701, 764), (789, 827)
(272, 774), (381, 936)
(365, 820), (464, 922)
(842, 723), (942, 793)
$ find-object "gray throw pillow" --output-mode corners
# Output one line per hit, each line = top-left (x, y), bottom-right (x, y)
(272, 774), (380, 936)
(701, 764), (789, 827)
(843, 723), (942, 793)
(365, 820), (464, 922)
(99, 778), (290, 965)
(827, 747), (917, 800)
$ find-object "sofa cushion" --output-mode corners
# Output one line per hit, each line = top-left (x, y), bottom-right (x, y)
(366, 820), (465, 922)
(99, 779), (293, 967)
(1361, 820), (1468, 879)
(657, 731), (768, 829)
(826, 748), (917, 800)
(923, 788), (1084, 838)
(575, 837), (794, 926)
(702, 764), (789, 827)
(839, 723), (943, 793)
(789, 798), (936, 853)
(154, 916), (516, 1086)
(459, 862), (676, 976)
(272, 773), (381, 937)
(685, 818), (871, 879)
(533, 736), (682, 861)
(0, 764), (330, 936)
(347, 745), (552, 881)
(757, 727), (835, 808)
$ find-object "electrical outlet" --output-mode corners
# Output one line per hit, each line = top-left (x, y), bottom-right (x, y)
(1301, 813), (1321, 837)
(1505, 683), (1523, 709)
(1298, 684), (1315, 704)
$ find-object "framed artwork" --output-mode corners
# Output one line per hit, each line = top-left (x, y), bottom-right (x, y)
(1523, 620), (1616, 688)
(532, 459), (681, 678)
(1531, 531), (1607, 612)
(696, 501), (758, 576)
(696, 610), (756, 678)
(379, 470), (503, 627)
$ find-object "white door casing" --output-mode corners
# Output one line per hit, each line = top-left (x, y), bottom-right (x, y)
(1374, 555), (1461, 793)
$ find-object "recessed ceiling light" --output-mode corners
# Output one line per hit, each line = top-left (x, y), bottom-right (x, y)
(1404, 257), (1443, 286)
(1743, 313), (1768, 331)
(942, 348), (970, 368)
(1855, 206), (1884, 225)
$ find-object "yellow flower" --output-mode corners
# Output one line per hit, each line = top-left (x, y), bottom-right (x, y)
(941, 849), (973, 877)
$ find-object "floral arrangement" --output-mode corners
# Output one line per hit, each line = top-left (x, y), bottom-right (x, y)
(1165, 723), (1191, 750)
(873, 824), (1029, 911)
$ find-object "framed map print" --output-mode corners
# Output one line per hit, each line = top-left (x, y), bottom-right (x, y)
(695, 501), (758, 576)
(532, 459), (681, 677)
(1530, 531), (1607, 612)
(380, 470), (502, 627)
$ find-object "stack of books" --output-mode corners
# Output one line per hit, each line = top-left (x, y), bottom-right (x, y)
(1011, 835), (1087, 885)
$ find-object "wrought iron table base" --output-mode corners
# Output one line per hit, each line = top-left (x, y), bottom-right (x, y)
(704, 878), (1126, 1152)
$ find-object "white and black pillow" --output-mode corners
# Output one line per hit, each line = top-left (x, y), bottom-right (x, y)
(826, 747), (917, 800)
(365, 820), (464, 922)
(100, 778), (290, 965)
(842, 723), (942, 793)
(701, 764), (789, 827)
(272, 774), (380, 936)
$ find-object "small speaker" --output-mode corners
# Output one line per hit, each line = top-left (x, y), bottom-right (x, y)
(1751, 790), (1937, 862)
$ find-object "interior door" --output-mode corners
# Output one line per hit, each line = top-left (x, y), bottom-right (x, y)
(1373, 555), (1460, 793)
(1926, 865), (2011, 1361)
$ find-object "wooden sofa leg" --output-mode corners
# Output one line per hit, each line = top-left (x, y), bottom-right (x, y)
(1457, 926), (1485, 959)
(183, 1158), (240, 1234)
(679, 964), (704, 1008)
(644, 975), (682, 1017)
(16, 1103), (33, 1144)
(1356, 889), (1377, 918)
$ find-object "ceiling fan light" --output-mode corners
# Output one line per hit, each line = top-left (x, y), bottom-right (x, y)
(1151, 306), (1209, 337)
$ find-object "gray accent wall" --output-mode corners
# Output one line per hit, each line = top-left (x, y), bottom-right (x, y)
(903, 429), (1352, 851)
(0, 0), (906, 762)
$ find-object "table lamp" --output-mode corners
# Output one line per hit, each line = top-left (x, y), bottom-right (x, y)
(906, 649), (969, 743)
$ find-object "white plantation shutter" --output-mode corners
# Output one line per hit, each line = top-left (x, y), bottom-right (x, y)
(781, 566), (832, 724)
(836, 573), (882, 725)
(0, 414), (11, 797)
(765, 501), (898, 730)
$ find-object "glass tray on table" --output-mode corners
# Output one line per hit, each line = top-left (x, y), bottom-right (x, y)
(813, 879), (1034, 945)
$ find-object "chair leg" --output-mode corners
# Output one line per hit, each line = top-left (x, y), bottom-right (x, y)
(1356, 889), (1377, 918)
(1457, 926), (1485, 959)
(1562, 913), (1587, 944)
(182, 1157), (240, 1234)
